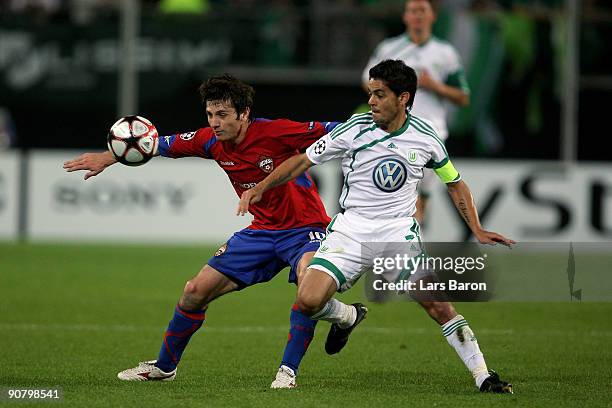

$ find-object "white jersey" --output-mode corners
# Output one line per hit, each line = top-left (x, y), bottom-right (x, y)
(306, 112), (460, 220)
(362, 35), (469, 140)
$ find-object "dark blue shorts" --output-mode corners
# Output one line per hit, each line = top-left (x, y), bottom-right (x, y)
(207, 227), (326, 289)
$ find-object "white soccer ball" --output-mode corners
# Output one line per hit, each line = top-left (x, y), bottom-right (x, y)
(107, 115), (158, 166)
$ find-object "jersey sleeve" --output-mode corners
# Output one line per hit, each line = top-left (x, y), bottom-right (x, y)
(275, 119), (341, 152)
(443, 48), (470, 95)
(305, 118), (357, 164)
(424, 130), (461, 184)
(157, 128), (216, 159)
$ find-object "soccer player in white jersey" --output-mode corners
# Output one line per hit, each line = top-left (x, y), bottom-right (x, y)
(238, 60), (514, 394)
(363, 0), (470, 224)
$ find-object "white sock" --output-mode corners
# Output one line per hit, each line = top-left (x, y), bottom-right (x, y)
(441, 314), (490, 388)
(311, 299), (356, 328)
(279, 365), (295, 377)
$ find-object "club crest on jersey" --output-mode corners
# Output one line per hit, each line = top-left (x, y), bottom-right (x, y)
(372, 158), (407, 193)
(258, 156), (274, 173)
(408, 150), (418, 163)
(179, 131), (196, 141)
(214, 243), (228, 257)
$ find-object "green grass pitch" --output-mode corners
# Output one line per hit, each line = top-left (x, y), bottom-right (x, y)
(1, 243), (611, 407)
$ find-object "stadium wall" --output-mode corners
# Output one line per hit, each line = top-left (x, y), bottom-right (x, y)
(0, 151), (610, 243)
(0, 152), (19, 239)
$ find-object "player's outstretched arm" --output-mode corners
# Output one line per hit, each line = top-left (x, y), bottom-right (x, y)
(446, 179), (515, 247)
(63, 151), (117, 180)
(237, 153), (315, 216)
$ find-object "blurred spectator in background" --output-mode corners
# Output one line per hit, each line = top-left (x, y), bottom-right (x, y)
(259, 0), (299, 66)
(362, 0), (470, 226)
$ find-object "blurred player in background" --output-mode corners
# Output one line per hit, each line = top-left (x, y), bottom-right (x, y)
(363, 0), (470, 225)
(63, 74), (361, 388)
(239, 60), (513, 393)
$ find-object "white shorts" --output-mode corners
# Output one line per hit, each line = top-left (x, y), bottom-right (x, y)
(309, 211), (424, 292)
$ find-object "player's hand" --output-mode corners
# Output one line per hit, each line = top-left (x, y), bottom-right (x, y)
(237, 187), (263, 216)
(474, 229), (516, 248)
(63, 151), (117, 180)
(418, 70), (440, 93)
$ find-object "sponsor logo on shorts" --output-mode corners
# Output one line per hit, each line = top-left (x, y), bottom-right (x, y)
(372, 158), (407, 193)
(258, 156), (274, 173)
(220, 160), (235, 166)
(214, 243), (228, 257)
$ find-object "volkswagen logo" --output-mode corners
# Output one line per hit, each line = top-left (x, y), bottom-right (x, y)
(372, 158), (407, 192)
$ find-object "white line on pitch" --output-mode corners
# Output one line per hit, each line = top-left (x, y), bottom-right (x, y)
(0, 322), (610, 337)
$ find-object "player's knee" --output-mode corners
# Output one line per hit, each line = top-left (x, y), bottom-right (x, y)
(181, 280), (210, 310)
(295, 298), (318, 316)
(182, 279), (209, 302)
(183, 279), (199, 296)
(295, 292), (325, 316)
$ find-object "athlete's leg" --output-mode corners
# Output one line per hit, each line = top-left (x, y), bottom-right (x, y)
(295, 250), (315, 282)
(299, 221), (370, 340)
(158, 229), (280, 373)
(296, 268), (339, 316)
(273, 268), (343, 388)
(277, 249), (364, 383)
(298, 267), (367, 356)
(296, 251), (357, 327)
(120, 229), (277, 381)
(180, 264), (239, 311)
(117, 264), (238, 381)
(275, 220), (369, 386)
(272, 251), (319, 387)
(418, 300), (491, 389)
(418, 299), (457, 325)
(155, 265), (239, 372)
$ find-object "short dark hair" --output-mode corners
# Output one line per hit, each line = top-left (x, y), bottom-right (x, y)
(198, 74), (255, 118)
(368, 59), (418, 109)
(406, 0), (438, 12)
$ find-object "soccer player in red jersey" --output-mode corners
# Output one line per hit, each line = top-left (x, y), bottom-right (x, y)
(63, 75), (363, 388)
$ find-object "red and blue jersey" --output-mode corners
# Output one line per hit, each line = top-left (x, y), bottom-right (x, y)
(158, 118), (339, 230)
